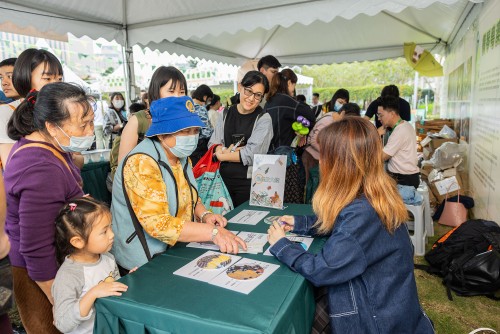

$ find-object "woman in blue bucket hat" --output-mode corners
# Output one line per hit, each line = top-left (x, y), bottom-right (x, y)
(111, 96), (247, 273)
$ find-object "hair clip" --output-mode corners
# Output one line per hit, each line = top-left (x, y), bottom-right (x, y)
(69, 203), (77, 211)
(27, 89), (38, 105)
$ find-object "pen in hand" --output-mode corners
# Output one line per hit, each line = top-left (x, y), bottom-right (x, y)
(231, 137), (244, 152)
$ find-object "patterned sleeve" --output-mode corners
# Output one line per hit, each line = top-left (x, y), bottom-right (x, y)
(123, 154), (184, 246)
(195, 105), (213, 139)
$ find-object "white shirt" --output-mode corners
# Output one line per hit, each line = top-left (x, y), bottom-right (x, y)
(0, 100), (22, 144)
(383, 120), (419, 175)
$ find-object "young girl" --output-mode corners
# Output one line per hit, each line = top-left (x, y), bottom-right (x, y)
(52, 197), (128, 334)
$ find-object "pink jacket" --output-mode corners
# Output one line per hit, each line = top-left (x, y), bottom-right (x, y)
(305, 112), (334, 160)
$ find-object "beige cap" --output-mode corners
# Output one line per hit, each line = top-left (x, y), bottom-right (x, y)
(237, 59), (259, 83)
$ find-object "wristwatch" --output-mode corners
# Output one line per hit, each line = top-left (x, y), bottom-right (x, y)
(211, 227), (219, 241)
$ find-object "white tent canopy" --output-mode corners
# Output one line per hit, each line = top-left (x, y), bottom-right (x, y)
(0, 0), (479, 66)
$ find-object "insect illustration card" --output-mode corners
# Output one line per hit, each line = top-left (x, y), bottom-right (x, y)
(250, 154), (286, 209)
(174, 251), (241, 282)
(209, 258), (280, 294)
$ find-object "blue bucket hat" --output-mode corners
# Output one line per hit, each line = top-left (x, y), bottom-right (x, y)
(146, 96), (204, 137)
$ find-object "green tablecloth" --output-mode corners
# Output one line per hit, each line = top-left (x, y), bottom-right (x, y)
(94, 202), (324, 334)
(81, 161), (111, 204)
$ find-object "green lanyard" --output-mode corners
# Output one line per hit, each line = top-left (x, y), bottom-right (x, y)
(388, 118), (403, 136)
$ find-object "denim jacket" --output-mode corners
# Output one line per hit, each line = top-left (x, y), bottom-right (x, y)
(270, 196), (434, 334)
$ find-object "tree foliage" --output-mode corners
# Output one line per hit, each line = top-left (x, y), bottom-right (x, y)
(301, 58), (414, 89)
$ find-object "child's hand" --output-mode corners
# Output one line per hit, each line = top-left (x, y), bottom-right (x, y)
(267, 221), (286, 246)
(90, 281), (128, 299)
(297, 136), (307, 147)
(129, 267), (139, 273)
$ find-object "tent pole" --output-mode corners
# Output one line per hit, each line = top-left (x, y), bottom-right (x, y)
(412, 71), (419, 110)
(121, 0), (137, 109)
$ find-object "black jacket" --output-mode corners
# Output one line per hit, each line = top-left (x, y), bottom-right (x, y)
(264, 93), (316, 152)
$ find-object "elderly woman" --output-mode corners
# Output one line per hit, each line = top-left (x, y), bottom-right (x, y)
(5, 82), (94, 333)
(111, 96), (246, 272)
(268, 117), (434, 334)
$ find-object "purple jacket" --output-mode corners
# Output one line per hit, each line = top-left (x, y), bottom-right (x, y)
(4, 138), (83, 281)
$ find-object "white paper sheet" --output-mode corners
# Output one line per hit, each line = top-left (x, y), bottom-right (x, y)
(263, 236), (314, 256)
(209, 258), (280, 295)
(236, 231), (268, 254)
(173, 251), (241, 282)
(186, 231), (240, 251)
(228, 210), (269, 225)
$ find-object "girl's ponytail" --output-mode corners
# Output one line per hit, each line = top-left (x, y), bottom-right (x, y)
(7, 90), (38, 141)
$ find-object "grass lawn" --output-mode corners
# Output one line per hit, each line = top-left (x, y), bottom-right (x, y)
(415, 223), (500, 333)
(7, 223), (500, 333)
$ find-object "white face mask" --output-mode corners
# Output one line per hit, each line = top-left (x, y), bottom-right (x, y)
(166, 134), (199, 158)
(55, 126), (95, 153)
(334, 101), (343, 112)
(113, 100), (124, 109)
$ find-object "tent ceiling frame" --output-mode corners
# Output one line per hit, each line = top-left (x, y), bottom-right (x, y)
(128, 0), (324, 30)
(381, 10), (446, 45)
(0, 0), (120, 27)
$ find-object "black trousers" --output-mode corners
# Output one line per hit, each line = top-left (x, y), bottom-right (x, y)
(221, 175), (251, 207)
(388, 171), (420, 188)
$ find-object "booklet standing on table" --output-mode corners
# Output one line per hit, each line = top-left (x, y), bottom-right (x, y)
(250, 154), (286, 209)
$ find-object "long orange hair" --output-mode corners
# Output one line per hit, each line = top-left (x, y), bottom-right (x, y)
(312, 117), (408, 234)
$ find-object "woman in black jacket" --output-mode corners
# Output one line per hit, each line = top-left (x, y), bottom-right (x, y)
(264, 69), (315, 203)
(264, 68), (316, 152)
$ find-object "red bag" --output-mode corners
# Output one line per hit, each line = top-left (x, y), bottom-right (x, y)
(192, 144), (220, 178)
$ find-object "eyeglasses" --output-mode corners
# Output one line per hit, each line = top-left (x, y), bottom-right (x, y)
(242, 87), (264, 101)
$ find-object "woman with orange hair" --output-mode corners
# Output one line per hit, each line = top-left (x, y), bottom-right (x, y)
(268, 117), (434, 334)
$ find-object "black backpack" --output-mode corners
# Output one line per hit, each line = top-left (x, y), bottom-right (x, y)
(416, 219), (500, 300)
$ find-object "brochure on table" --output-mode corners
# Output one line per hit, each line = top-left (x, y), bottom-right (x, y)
(250, 154), (287, 209)
(263, 236), (314, 256)
(236, 231), (268, 254)
(187, 231), (268, 254)
(174, 251), (242, 282)
(174, 251), (280, 294)
(209, 257), (280, 295)
(228, 210), (269, 225)
(186, 231), (240, 251)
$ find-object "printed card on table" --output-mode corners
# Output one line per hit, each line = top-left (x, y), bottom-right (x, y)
(186, 231), (240, 250)
(236, 231), (268, 254)
(173, 251), (241, 282)
(250, 154), (287, 209)
(263, 236), (314, 256)
(209, 258), (280, 295)
(228, 210), (269, 225)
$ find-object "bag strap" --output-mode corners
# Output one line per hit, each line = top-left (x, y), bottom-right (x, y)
(152, 142), (197, 221)
(122, 152), (154, 262)
(8, 143), (71, 172)
(203, 144), (221, 172)
(444, 181), (460, 202)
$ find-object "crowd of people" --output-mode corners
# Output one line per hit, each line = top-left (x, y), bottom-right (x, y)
(0, 49), (432, 334)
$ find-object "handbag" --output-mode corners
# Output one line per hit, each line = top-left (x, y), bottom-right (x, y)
(193, 144), (234, 215)
(193, 144), (220, 178)
(438, 183), (467, 227)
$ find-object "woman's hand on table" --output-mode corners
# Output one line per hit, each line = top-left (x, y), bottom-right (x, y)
(204, 213), (227, 228)
(213, 228), (247, 254)
(267, 221), (286, 246)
